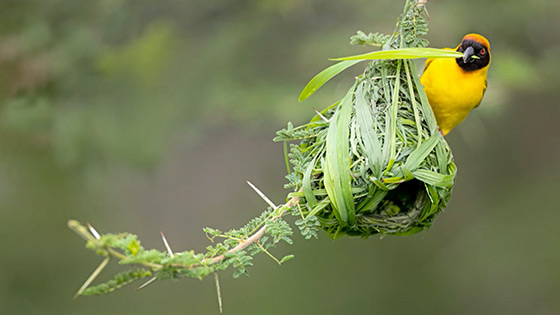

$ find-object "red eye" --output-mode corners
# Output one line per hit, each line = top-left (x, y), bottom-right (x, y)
(480, 48), (486, 55)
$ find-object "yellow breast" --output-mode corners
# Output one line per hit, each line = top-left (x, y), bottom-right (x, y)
(420, 55), (488, 135)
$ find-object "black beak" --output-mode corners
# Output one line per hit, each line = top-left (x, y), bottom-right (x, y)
(463, 46), (475, 63)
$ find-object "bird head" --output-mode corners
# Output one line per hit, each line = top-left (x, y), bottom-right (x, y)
(455, 33), (490, 71)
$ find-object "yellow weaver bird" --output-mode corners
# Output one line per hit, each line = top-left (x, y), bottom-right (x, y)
(420, 34), (491, 135)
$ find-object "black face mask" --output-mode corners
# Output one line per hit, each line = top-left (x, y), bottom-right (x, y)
(456, 39), (490, 71)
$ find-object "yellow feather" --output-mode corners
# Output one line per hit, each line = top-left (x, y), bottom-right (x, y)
(420, 36), (490, 135)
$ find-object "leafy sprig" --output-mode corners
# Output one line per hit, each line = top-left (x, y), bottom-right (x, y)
(68, 182), (307, 297)
(350, 31), (391, 47)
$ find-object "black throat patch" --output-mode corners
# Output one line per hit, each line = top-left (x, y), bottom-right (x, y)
(456, 39), (490, 71)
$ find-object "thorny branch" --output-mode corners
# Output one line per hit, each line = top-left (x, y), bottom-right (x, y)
(68, 185), (301, 272)
(203, 193), (300, 265)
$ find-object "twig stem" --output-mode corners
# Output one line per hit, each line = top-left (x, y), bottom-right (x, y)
(203, 194), (300, 265)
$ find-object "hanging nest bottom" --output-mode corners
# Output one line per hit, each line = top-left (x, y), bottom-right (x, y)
(317, 179), (430, 237)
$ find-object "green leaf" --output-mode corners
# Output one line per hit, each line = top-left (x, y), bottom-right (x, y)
(298, 48), (459, 102)
(302, 157), (318, 207)
(387, 60), (402, 172)
(230, 251), (253, 278)
(403, 60), (424, 146)
(299, 60), (363, 102)
(307, 198), (330, 218)
(350, 31), (391, 46)
(164, 250), (201, 266)
(420, 184), (441, 221)
(324, 88), (356, 225)
(407, 60), (438, 131)
(280, 255), (295, 264)
(295, 215), (320, 240)
(404, 133), (440, 172)
(81, 269), (152, 296)
(120, 249), (165, 265)
(413, 169), (455, 188)
(330, 47), (464, 61)
(354, 82), (382, 177)
(356, 188), (388, 213)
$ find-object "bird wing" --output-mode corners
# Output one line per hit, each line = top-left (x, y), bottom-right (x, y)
(422, 47), (454, 74)
(474, 79), (488, 109)
(472, 79), (488, 109)
(422, 58), (435, 73)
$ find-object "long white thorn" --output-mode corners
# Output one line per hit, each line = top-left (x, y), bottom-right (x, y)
(214, 272), (223, 315)
(74, 256), (110, 299)
(87, 223), (101, 240)
(312, 107), (329, 122)
(136, 277), (157, 291)
(246, 181), (277, 209)
(160, 232), (174, 258)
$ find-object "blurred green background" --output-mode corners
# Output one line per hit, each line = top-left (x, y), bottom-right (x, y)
(1, 0), (559, 314)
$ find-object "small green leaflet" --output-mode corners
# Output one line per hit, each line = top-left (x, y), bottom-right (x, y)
(299, 48), (464, 102)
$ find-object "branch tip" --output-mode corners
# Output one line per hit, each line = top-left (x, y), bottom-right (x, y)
(68, 220), (79, 229)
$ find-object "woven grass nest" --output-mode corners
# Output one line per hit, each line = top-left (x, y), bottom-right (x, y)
(275, 0), (457, 238)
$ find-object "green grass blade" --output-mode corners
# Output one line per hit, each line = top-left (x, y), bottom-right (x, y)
(299, 60), (363, 102)
(356, 188), (388, 213)
(420, 184), (440, 221)
(307, 199), (331, 218)
(354, 82), (382, 177)
(323, 143), (340, 222)
(412, 169), (454, 188)
(408, 60), (438, 131)
(407, 60), (449, 170)
(403, 61), (423, 147)
(380, 68), (392, 167)
(302, 157), (318, 207)
(324, 88), (356, 225)
(283, 140), (290, 174)
(386, 60), (402, 173)
(331, 47), (463, 61)
(336, 90), (357, 225)
(435, 141), (448, 173)
(404, 133), (439, 172)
